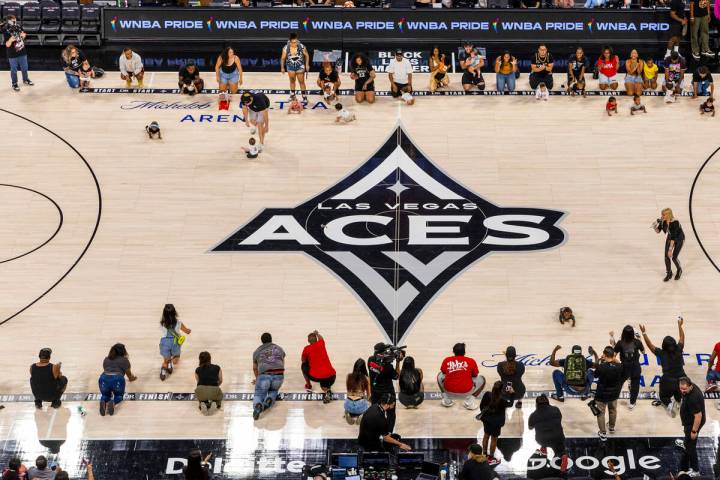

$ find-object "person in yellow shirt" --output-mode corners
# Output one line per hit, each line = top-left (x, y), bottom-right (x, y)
(643, 57), (659, 90)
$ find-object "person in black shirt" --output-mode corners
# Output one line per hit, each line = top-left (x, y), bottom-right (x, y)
(668, 0), (688, 49)
(458, 42), (485, 92)
(30, 348), (68, 409)
(528, 394), (568, 474)
(194, 351), (223, 415)
(178, 62), (204, 96)
(567, 47), (588, 97)
(592, 346), (623, 441)
(497, 346), (525, 408)
(529, 44), (554, 90)
(368, 343), (402, 432)
(678, 377), (706, 474)
(640, 318), (686, 414)
(689, 0), (712, 60)
(349, 53), (376, 104)
(477, 381), (513, 466)
(398, 356), (424, 408)
(653, 207), (685, 281)
(692, 65), (714, 99)
(241, 91), (271, 150)
(458, 444), (498, 480)
(3, 15), (33, 92)
(183, 449), (212, 480)
(357, 393), (411, 452)
(61, 45), (85, 89)
(610, 325), (645, 409)
(316, 62), (341, 103)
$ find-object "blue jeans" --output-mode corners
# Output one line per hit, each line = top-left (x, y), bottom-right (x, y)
(552, 369), (594, 398)
(707, 370), (720, 382)
(584, 0), (604, 6)
(9, 54), (29, 86)
(696, 80), (710, 96)
(496, 73), (516, 92)
(99, 373), (125, 404)
(65, 72), (80, 88)
(344, 397), (370, 416)
(253, 374), (284, 408)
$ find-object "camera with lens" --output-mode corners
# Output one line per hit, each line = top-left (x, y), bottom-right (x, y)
(0, 20), (22, 36)
(373, 343), (407, 362)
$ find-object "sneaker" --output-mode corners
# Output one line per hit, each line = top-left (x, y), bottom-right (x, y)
(441, 398), (455, 407)
(515, 401), (522, 409)
(692, 52), (701, 60)
(35, 400), (42, 409)
(686, 469), (700, 477)
(702, 51), (715, 57)
(107, 400), (115, 416)
(675, 439), (686, 450)
(463, 398), (478, 410)
(253, 403), (263, 420)
(212, 402), (221, 413)
(23, 80), (34, 86)
(12, 84), (19, 92)
(263, 398), (274, 410)
(560, 454), (569, 474)
(704, 382), (718, 393)
(51, 400), (61, 409)
(160, 368), (167, 381)
(652, 399), (663, 407)
(550, 393), (565, 402)
(258, 144), (264, 153)
(99, 401), (106, 416)
(304, 382), (312, 393)
(598, 431), (608, 442)
(608, 425), (616, 434)
(200, 402), (209, 415)
(323, 392), (332, 404)
(672, 399), (681, 418)
(487, 456), (501, 466)
(628, 402), (636, 410)
(580, 394), (590, 401)
(167, 364), (173, 375)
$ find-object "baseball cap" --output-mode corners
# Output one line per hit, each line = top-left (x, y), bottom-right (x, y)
(374, 342), (387, 353)
(39, 348), (52, 359)
(505, 346), (516, 360)
(240, 92), (253, 104)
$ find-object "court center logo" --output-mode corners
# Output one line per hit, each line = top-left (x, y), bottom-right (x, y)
(212, 125), (566, 343)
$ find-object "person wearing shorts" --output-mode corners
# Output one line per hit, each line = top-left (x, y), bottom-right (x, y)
(280, 33), (309, 101)
(241, 91), (271, 149)
(158, 304), (192, 381)
(301, 330), (336, 404)
(597, 46), (619, 91)
(624, 49), (644, 96)
(459, 42), (485, 92)
(214, 46), (243, 94)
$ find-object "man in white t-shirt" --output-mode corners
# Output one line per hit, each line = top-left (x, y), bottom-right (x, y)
(387, 49), (414, 99)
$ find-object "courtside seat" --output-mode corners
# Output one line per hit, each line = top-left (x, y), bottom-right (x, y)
(1, 2), (22, 19)
(20, 1), (41, 33)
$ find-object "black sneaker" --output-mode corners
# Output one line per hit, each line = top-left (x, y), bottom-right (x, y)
(663, 273), (673, 282)
(323, 392), (332, 404)
(51, 400), (61, 409)
(99, 401), (106, 416)
(12, 84), (19, 92)
(253, 404), (263, 420)
(35, 400), (42, 409)
(107, 400), (115, 416)
(550, 393), (564, 402)
(675, 268), (682, 280)
(580, 394), (590, 401)
(263, 398), (274, 410)
(23, 80), (34, 86)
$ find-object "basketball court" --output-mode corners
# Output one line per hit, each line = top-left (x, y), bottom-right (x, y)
(1, 70), (720, 478)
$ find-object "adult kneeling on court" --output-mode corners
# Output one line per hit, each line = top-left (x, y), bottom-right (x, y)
(437, 342), (485, 410)
(301, 330), (336, 404)
(241, 91), (270, 151)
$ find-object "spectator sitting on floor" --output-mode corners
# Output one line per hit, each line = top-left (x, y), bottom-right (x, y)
(497, 346), (526, 408)
(494, 50), (518, 93)
(179, 61), (204, 96)
(429, 46), (450, 92)
(183, 449), (212, 480)
(61, 44), (85, 89)
(624, 49), (644, 96)
(27, 456), (54, 480)
(344, 359), (371, 424)
(549, 344), (597, 401)
(252, 332), (286, 420)
(301, 330), (336, 403)
(119, 48), (144, 88)
(597, 46), (619, 91)
(99, 343), (137, 417)
(567, 47), (588, 97)
(692, 65), (714, 98)
(195, 351), (223, 415)
(398, 356), (424, 409)
(643, 57), (659, 90)
(388, 49), (414, 100)
(437, 343), (486, 410)
(317, 62), (340, 103)
(30, 347), (68, 409)
(529, 44), (554, 90)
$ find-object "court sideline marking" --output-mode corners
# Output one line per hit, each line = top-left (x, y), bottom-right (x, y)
(689, 146), (720, 275)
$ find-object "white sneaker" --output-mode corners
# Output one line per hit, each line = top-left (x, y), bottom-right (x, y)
(463, 398), (478, 410)
(687, 469), (700, 477)
(628, 402), (636, 411)
(675, 439), (686, 450)
(250, 126), (257, 135)
(441, 397), (455, 407)
(258, 144), (264, 152)
(200, 402), (209, 415)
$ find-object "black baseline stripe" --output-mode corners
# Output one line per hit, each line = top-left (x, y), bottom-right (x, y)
(689, 146), (720, 274)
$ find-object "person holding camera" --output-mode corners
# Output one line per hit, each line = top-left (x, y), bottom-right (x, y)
(437, 343), (485, 410)
(497, 346), (525, 409)
(3, 15), (33, 92)
(357, 392), (411, 453)
(368, 343), (403, 432)
(653, 207), (685, 282)
(641, 318), (686, 416)
(30, 348), (68, 409)
(610, 325), (645, 410)
(549, 345), (597, 402)
(591, 346), (623, 442)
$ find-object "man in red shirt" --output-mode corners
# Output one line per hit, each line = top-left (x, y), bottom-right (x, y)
(437, 343), (486, 409)
(301, 330), (336, 403)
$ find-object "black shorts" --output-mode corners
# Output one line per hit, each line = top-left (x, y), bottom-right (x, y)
(354, 80), (375, 92)
(461, 71), (485, 89)
(301, 362), (336, 389)
(669, 21), (685, 40)
(391, 82), (410, 97)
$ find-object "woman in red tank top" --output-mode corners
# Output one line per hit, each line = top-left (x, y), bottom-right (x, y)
(597, 46), (619, 91)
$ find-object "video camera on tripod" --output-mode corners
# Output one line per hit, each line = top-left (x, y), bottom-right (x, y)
(373, 343), (407, 362)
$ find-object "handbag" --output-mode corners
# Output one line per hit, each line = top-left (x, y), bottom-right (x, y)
(169, 327), (186, 346)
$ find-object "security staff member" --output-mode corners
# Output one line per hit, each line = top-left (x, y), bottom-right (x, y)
(678, 377), (706, 474)
(241, 91), (271, 150)
(368, 343), (403, 432)
(653, 207), (684, 282)
(357, 393), (411, 452)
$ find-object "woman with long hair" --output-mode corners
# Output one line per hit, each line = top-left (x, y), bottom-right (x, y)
(597, 46), (619, 91)
(398, 356), (424, 408)
(159, 304), (192, 381)
(61, 45), (84, 88)
(653, 207), (685, 281)
(497, 346), (526, 408)
(98, 343), (137, 416)
(476, 381), (513, 466)
(494, 50), (518, 92)
(624, 49), (644, 96)
(349, 53), (376, 104)
(183, 449), (212, 480)
(610, 325), (645, 409)
(280, 33), (310, 101)
(214, 46), (243, 94)
(195, 351), (223, 415)
(344, 358), (371, 424)
(429, 47), (449, 92)
(640, 318), (686, 415)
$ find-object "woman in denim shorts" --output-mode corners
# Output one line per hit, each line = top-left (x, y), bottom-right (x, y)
(214, 46), (243, 95)
(280, 33), (310, 101)
(624, 49), (645, 97)
(344, 359), (371, 424)
(159, 304), (192, 381)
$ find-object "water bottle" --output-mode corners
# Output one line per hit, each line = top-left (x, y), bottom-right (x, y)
(77, 406), (86, 416)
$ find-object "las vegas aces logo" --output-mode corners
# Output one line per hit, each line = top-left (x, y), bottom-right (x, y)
(212, 125), (566, 344)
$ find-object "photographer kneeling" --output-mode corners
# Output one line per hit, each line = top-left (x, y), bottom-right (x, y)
(368, 343), (404, 432)
(358, 393), (411, 453)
